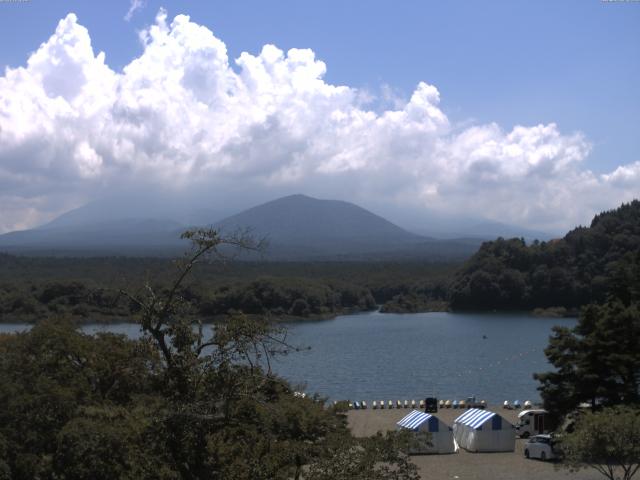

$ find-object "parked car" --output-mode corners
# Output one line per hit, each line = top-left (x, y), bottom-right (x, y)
(523, 434), (556, 461)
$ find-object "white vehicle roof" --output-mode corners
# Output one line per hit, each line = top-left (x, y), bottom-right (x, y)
(528, 434), (553, 441)
(518, 409), (548, 418)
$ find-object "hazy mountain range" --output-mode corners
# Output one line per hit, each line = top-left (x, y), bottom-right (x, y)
(0, 194), (552, 260)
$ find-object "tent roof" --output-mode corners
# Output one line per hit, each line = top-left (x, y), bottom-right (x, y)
(454, 408), (498, 429)
(397, 410), (434, 430)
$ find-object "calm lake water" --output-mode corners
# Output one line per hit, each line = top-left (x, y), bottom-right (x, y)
(0, 311), (576, 404)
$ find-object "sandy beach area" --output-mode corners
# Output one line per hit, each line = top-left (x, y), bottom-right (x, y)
(347, 405), (601, 480)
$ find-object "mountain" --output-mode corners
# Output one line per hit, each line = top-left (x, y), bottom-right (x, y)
(0, 218), (186, 256)
(216, 194), (420, 249)
(38, 195), (228, 231)
(0, 194), (482, 260)
(0, 194), (230, 256)
(214, 194), (480, 260)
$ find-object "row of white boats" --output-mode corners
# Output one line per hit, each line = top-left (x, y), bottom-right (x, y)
(340, 399), (535, 410)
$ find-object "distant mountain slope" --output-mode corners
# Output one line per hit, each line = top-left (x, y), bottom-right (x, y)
(449, 200), (640, 310)
(0, 195), (226, 255)
(38, 196), (227, 230)
(0, 218), (186, 255)
(216, 194), (421, 246)
(214, 194), (481, 260)
(0, 194), (481, 260)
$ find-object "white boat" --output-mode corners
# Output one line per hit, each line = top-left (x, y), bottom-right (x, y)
(372, 400), (377, 409)
(419, 399), (425, 409)
(362, 401), (367, 409)
(380, 400), (385, 409)
(411, 399), (416, 408)
(404, 400), (409, 409)
(388, 400), (393, 409)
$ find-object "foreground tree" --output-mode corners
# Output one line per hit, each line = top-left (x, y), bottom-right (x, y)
(0, 321), (162, 478)
(534, 297), (640, 422)
(0, 228), (419, 479)
(557, 406), (640, 480)
(306, 431), (420, 480)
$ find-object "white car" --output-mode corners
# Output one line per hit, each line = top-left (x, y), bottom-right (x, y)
(524, 434), (556, 461)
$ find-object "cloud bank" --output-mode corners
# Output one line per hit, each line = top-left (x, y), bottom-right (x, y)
(0, 10), (638, 234)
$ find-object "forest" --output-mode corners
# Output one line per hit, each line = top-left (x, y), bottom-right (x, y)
(449, 200), (640, 311)
(0, 201), (639, 324)
(0, 255), (455, 323)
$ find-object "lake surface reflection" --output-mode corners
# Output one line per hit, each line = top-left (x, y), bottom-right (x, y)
(0, 311), (575, 403)
(273, 311), (575, 403)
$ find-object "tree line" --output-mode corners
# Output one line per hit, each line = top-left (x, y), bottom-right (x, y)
(532, 240), (640, 480)
(449, 200), (640, 311)
(0, 277), (377, 323)
(0, 254), (456, 323)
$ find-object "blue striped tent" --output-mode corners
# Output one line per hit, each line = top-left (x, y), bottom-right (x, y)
(397, 410), (456, 454)
(453, 408), (515, 452)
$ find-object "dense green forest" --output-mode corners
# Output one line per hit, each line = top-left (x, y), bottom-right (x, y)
(0, 255), (455, 323)
(449, 200), (640, 311)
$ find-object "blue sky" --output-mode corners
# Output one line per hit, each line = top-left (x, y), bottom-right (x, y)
(0, 0), (638, 233)
(2, 0), (638, 172)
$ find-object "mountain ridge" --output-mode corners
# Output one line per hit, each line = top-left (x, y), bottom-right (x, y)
(0, 194), (481, 260)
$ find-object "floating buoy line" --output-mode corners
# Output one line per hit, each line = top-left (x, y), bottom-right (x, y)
(296, 346), (544, 411)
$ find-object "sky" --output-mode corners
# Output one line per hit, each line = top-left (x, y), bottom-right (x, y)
(0, 0), (638, 234)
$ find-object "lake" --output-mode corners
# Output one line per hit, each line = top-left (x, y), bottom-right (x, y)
(0, 311), (575, 404)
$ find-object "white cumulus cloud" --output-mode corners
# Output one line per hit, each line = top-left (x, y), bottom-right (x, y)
(0, 10), (637, 234)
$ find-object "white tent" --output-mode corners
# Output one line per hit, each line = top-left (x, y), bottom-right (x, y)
(396, 410), (456, 454)
(453, 408), (515, 452)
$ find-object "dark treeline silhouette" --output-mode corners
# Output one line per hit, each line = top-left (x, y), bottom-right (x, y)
(449, 200), (640, 311)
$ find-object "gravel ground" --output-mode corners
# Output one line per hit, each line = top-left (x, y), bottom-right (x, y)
(347, 406), (601, 480)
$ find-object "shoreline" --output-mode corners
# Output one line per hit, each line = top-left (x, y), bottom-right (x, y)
(0, 304), (579, 325)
